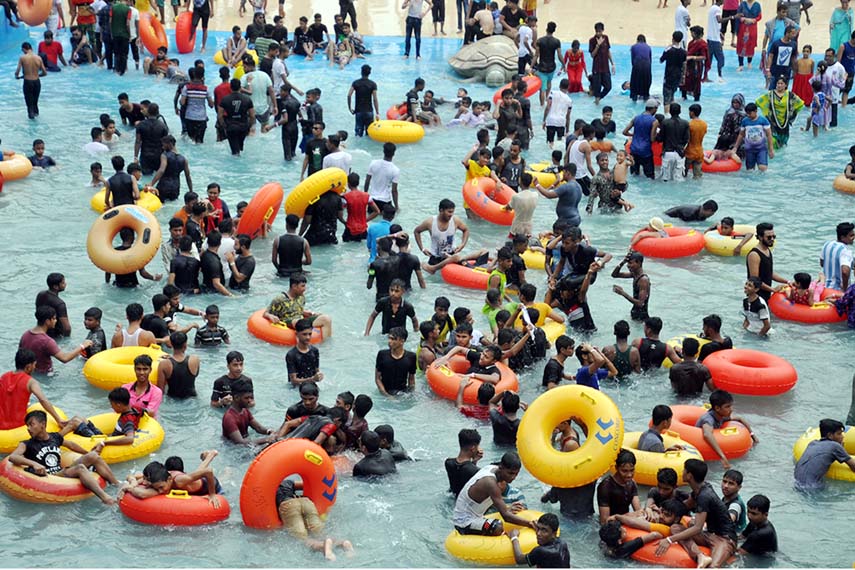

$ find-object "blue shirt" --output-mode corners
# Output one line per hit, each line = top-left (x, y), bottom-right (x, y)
(575, 366), (608, 390)
(740, 116), (771, 151)
(629, 113), (656, 157)
(366, 220), (391, 263)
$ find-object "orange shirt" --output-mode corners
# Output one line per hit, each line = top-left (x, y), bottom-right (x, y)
(685, 118), (707, 162)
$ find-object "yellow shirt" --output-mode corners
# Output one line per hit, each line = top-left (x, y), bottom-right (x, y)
(685, 118), (707, 162)
(466, 159), (491, 182)
(523, 0), (537, 11)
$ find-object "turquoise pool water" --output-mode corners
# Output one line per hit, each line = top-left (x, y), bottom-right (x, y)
(0, 29), (854, 567)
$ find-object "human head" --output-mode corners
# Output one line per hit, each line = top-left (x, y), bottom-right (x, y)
(501, 391), (520, 414)
(535, 513), (559, 545)
(745, 102), (758, 118)
(659, 498), (688, 525)
(614, 449), (636, 483)
(700, 200), (718, 217)
(656, 467), (678, 496)
(683, 458), (708, 484)
(142, 461), (172, 493)
(643, 316), (663, 336)
(672, 30), (683, 44)
(819, 418), (845, 439)
(652, 404), (673, 428)
(599, 520), (623, 548)
(746, 494), (770, 526)
(721, 468), (743, 498)
(374, 424), (395, 447)
(298, 380), (320, 411)
(709, 389), (734, 416)
(360, 430), (381, 453)
(837, 222), (855, 243)
(682, 336), (700, 358)
(702, 314), (722, 335)
(35, 305), (57, 326)
(745, 276), (763, 295)
(353, 394), (373, 417)
(108, 387), (132, 409)
(495, 451), (522, 483)
(458, 428), (482, 457)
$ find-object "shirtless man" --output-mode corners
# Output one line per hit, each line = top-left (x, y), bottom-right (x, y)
(413, 199), (488, 274)
(15, 42), (47, 120)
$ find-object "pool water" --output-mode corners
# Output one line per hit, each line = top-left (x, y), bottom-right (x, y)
(0, 29), (854, 568)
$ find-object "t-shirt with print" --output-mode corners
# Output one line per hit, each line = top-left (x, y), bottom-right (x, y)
(267, 292), (305, 323)
(112, 407), (143, 436)
(83, 327), (107, 358)
(466, 159), (491, 182)
(24, 432), (65, 474)
(740, 116), (771, 151)
(769, 39), (797, 80)
(742, 296), (771, 333)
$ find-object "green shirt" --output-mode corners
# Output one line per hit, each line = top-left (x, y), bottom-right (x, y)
(110, 2), (131, 39)
(267, 292), (305, 323)
(254, 37), (276, 59)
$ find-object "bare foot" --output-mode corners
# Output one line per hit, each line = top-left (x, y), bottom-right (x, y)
(441, 30), (447, 35)
(403, 55), (409, 60)
(200, 46), (206, 53)
(342, 540), (355, 557)
(421, 262), (437, 275)
(101, 495), (117, 506)
(697, 554), (712, 569)
(324, 538), (336, 561)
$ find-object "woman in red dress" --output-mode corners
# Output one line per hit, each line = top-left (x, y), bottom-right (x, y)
(736, 0), (761, 70)
(682, 26), (709, 101)
(563, 39), (587, 94)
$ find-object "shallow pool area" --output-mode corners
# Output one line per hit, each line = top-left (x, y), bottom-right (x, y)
(1, 29), (855, 567)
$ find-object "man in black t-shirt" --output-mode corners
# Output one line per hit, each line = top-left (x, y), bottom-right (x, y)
(374, 327), (417, 395)
(367, 238), (401, 301)
(654, 458), (737, 568)
(348, 64), (379, 137)
(660, 32), (687, 106)
(135, 103), (170, 174)
(365, 280), (418, 335)
(404, 78), (424, 121)
(285, 381), (329, 420)
(445, 428), (482, 497)
(301, 121), (329, 178)
(217, 78), (255, 156)
(104, 155), (139, 207)
(35, 273), (70, 339)
(211, 351), (253, 408)
(200, 231), (232, 297)
(665, 200), (718, 222)
(141, 294), (172, 343)
(739, 494), (777, 556)
(596, 449), (640, 523)
(227, 234), (255, 291)
(489, 390), (521, 446)
(534, 22), (562, 106)
(285, 319), (323, 386)
(509, 513), (570, 568)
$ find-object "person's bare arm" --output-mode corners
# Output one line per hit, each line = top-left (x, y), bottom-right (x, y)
(150, 154), (168, 187)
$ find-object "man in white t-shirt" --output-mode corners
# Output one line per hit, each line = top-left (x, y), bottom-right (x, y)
(322, 134), (352, 172)
(542, 78), (572, 148)
(706, 0), (725, 81)
(84, 127), (110, 155)
(823, 47), (848, 127)
(364, 143), (401, 211)
(240, 56), (276, 128)
(675, 0), (691, 49)
(516, 16), (536, 75)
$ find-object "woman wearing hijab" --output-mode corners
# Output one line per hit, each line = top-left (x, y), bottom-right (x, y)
(830, 0), (854, 53)
(714, 93), (747, 159)
(756, 76), (805, 148)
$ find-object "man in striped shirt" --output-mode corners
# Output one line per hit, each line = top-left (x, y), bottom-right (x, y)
(820, 222), (855, 290)
(180, 67), (215, 143)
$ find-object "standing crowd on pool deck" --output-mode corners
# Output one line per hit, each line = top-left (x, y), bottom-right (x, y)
(5, 0), (855, 566)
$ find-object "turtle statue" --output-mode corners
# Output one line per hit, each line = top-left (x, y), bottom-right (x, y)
(448, 35), (518, 87)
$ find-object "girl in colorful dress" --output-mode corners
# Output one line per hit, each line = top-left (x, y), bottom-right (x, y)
(736, 0), (761, 70)
(563, 40), (587, 94)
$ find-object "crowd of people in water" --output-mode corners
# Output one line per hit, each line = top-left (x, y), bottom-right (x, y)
(4, 0), (855, 566)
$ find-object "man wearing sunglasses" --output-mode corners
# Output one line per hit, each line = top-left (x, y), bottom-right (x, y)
(745, 222), (789, 301)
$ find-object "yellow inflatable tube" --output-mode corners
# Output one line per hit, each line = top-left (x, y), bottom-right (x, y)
(519, 238), (549, 271)
(517, 385), (624, 488)
(445, 510), (556, 565)
(661, 334), (710, 369)
(213, 49), (258, 80)
(285, 167), (348, 218)
(793, 426), (855, 482)
(83, 346), (165, 391)
(619, 431), (703, 486)
(526, 161), (557, 187)
(90, 188), (163, 213)
(64, 412), (165, 464)
(0, 154), (34, 181)
(367, 120), (425, 144)
(833, 174), (855, 195)
(703, 224), (760, 257)
(541, 320), (566, 344)
(0, 404), (67, 454)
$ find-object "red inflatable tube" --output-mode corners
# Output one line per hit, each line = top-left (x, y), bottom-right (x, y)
(247, 309), (323, 346)
(236, 182), (284, 240)
(119, 491), (230, 526)
(441, 262), (493, 290)
(632, 226), (705, 259)
(624, 140), (663, 167)
(175, 11), (195, 54)
(240, 440), (337, 529)
(768, 288), (845, 324)
(704, 348), (798, 396)
(0, 455), (105, 503)
(667, 405), (753, 460)
(461, 177), (514, 226)
(701, 151), (741, 173)
(492, 75), (542, 104)
(426, 355), (518, 404)
(386, 102), (407, 120)
(139, 13), (168, 57)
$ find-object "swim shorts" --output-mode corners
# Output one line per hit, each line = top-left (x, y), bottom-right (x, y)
(278, 497), (324, 539)
(455, 517), (502, 536)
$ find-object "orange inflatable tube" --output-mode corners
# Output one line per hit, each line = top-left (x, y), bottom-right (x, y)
(0, 454), (105, 504)
(175, 11), (195, 54)
(703, 348), (798, 396)
(119, 490), (230, 525)
(236, 183), (284, 240)
(624, 140), (663, 167)
(139, 13), (168, 57)
(768, 288), (845, 324)
(633, 226), (704, 259)
(667, 405), (753, 461)
(386, 102), (408, 120)
(240, 439), (337, 529)
(441, 262), (493, 290)
(462, 177), (514, 226)
(17, 0), (52, 26)
(623, 527), (716, 568)
(426, 355), (518, 404)
(246, 309), (323, 346)
(701, 151), (741, 173)
(492, 75), (542, 104)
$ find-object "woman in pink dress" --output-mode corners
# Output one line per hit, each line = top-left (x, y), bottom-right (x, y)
(563, 39), (587, 94)
(736, 0), (761, 71)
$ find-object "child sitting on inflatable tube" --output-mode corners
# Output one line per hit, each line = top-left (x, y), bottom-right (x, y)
(70, 387), (145, 446)
(703, 217), (754, 256)
(433, 345), (503, 385)
(787, 272), (840, 305)
(118, 451), (223, 507)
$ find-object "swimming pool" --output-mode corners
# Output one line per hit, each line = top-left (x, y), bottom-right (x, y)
(0, 29), (853, 567)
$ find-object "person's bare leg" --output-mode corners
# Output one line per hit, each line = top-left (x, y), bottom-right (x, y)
(201, 28), (208, 53)
(422, 253), (461, 274)
(81, 451), (119, 485)
(315, 314), (332, 338)
(707, 536), (733, 568)
(65, 465), (115, 505)
(458, 248), (489, 264)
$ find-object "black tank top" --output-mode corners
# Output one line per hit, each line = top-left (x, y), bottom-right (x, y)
(631, 273), (650, 320)
(108, 171), (135, 206)
(276, 233), (305, 276)
(157, 151), (185, 200)
(746, 247), (773, 300)
(171, 255), (200, 293)
(638, 337), (666, 370)
(166, 355), (197, 398)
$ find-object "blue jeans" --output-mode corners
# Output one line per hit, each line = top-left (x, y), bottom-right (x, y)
(405, 16), (423, 57)
(708, 40), (724, 77)
(456, 0), (468, 30)
(354, 111), (374, 136)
